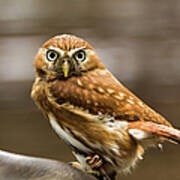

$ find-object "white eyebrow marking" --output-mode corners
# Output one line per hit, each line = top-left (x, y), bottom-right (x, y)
(68, 46), (86, 57)
(48, 46), (65, 56)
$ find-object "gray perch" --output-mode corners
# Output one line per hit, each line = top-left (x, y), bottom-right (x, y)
(0, 150), (96, 180)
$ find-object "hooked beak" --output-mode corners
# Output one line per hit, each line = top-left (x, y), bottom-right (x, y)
(62, 60), (70, 78)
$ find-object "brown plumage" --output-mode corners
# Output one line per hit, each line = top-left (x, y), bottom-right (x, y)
(31, 34), (180, 180)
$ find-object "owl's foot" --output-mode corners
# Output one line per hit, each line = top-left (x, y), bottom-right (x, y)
(69, 160), (109, 180)
(86, 154), (111, 180)
(88, 169), (110, 180)
(86, 154), (103, 169)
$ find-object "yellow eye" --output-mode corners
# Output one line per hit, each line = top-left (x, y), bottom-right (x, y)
(74, 50), (86, 62)
(46, 50), (59, 61)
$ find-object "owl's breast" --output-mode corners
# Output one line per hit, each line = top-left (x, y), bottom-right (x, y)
(32, 77), (143, 173)
(48, 112), (93, 154)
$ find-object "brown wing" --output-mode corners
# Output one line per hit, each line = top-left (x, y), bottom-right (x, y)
(46, 69), (171, 127)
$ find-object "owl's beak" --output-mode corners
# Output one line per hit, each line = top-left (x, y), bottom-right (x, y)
(62, 59), (70, 78)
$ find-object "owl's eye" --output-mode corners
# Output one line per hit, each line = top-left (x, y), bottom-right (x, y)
(74, 50), (86, 62)
(46, 50), (59, 61)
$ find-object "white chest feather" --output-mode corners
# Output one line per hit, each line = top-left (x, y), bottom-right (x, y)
(48, 113), (92, 153)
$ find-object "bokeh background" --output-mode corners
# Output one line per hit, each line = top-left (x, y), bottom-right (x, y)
(0, 1), (180, 179)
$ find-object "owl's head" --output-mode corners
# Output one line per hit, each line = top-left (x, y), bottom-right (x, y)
(34, 34), (105, 80)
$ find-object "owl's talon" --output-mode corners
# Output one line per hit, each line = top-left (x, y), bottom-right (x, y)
(68, 161), (83, 170)
(88, 169), (110, 180)
(88, 169), (101, 176)
(86, 154), (103, 169)
(86, 154), (111, 179)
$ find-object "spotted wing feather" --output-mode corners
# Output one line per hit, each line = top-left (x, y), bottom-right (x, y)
(47, 69), (171, 127)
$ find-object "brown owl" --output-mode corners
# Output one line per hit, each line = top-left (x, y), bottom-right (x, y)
(31, 34), (180, 180)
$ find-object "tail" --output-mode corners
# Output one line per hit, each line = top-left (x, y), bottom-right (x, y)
(128, 121), (180, 144)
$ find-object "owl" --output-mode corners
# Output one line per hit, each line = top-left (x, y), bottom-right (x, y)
(31, 34), (180, 180)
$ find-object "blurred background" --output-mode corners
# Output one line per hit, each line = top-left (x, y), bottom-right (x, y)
(0, 0), (180, 179)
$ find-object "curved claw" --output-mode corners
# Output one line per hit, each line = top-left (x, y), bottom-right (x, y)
(86, 154), (111, 180)
(68, 161), (83, 170)
(86, 154), (103, 169)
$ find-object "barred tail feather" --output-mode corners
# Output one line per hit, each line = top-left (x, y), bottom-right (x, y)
(128, 121), (180, 144)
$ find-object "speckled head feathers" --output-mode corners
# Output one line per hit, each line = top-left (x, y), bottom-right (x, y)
(33, 34), (105, 80)
(43, 34), (93, 51)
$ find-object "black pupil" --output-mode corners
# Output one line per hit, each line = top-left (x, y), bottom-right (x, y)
(50, 52), (56, 59)
(77, 52), (83, 59)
